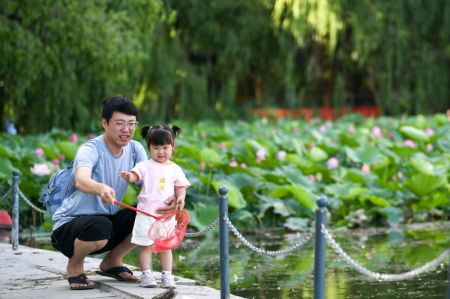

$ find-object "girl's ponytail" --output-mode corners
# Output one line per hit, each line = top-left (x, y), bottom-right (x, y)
(171, 125), (182, 137)
(141, 125), (151, 140)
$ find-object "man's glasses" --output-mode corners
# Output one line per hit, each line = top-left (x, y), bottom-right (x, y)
(113, 120), (139, 129)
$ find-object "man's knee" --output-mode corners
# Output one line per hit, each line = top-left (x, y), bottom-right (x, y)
(79, 217), (113, 241)
(74, 238), (108, 251)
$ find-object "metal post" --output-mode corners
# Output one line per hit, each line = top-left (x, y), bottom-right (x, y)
(11, 170), (19, 250)
(447, 249), (450, 299)
(218, 186), (230, 299)
(314, 196), (328, 299)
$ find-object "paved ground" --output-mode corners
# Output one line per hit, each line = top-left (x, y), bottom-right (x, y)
(0, 242), (245, 299)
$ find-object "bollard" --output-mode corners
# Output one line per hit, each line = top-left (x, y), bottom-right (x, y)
(218, 186), (230, 299)
(11, 170), (19, 250)
(314, 196), (328, 299)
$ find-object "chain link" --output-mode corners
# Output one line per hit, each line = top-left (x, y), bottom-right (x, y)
(224, 216), (313, 256)
(185, 218), (219, 237)
(321, 224), (449, 281)
(18, 190), (48, 214)
(0, 188), (11, 202)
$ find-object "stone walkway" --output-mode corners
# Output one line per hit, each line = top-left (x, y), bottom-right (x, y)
(0, 242), (244, 299)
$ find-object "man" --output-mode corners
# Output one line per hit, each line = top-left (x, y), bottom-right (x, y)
(51, 96), (147, 290)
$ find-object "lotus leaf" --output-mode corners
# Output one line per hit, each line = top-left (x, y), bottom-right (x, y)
(200, 147), (221, 166)
(212, 181), (247, 209)
(405, 174), (447, 197)
(399, 126), (430, 142)
(56, 141), (78, 161)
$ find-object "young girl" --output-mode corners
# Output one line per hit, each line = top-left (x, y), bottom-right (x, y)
(120, 124), (190, 288)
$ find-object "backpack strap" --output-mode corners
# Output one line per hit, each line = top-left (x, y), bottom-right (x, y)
(130, 140), (139, 166)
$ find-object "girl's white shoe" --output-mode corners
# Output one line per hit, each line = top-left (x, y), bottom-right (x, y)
(161, 273), (176, 288)
(140, 272), (157, 288)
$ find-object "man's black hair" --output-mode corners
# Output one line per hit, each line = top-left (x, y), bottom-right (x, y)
(102, 96), (138, 122)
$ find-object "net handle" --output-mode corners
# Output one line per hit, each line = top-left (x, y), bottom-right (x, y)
(113, 200), (158, 219)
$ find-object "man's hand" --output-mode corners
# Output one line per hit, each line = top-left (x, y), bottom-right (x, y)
(98, 184), (116, 205)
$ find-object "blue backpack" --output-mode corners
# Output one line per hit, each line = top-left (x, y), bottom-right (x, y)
(39, 141), (139, 215)
(39, 164), (75, 215)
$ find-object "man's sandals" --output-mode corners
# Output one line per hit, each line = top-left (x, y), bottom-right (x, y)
(95, 266), (138, 282)
(68, 273), (95, 290)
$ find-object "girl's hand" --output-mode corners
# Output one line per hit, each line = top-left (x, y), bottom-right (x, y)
(175, 197), (185, 210)
(119, 171), (136, 183)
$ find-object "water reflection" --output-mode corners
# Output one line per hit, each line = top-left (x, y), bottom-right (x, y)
(168, 225), (449, 299)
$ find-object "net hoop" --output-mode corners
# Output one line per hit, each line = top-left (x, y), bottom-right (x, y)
(114, 200), (190, 252)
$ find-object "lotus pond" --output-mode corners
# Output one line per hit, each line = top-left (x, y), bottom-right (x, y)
(24, 222), (450, 299)
(1, 114), (449, 233)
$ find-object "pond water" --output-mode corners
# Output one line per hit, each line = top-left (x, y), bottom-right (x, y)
(22, 222), (450, 299)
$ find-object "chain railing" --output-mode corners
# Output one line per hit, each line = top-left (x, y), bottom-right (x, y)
(321, 224), (449, 282)
(18, 190), (48, 214)
(224, 216), (313, 256)
(185, 218), (219, 237)
(0, 189), (11, 203)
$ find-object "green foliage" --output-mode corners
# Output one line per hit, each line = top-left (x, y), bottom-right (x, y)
(1, 115), (448, 231)
(1, 0), (449, 132)
(274, 0), (450, 113)
(1, 0), (162, 132)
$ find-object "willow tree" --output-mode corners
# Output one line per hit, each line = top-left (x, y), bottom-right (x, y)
(0, 0), (163, 133)
(136, 0), (297, 122)
(273, 0), (450, 114)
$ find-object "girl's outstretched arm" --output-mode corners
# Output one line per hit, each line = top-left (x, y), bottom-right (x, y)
(119, 170), (138, 183)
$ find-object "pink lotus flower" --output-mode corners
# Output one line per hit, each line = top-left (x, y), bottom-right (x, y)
(308, 174), (316, 182)
(404, 139), (416, 148)
(327, 157), (339, 169)
(240, 163), (248, 168)
(218, 142), (226, 152)
(31, 164), (51, 176)
(229, 159), (238, 168)
(371, 126), (382, 138)
(52, 159), (60, 166)
(35, 147), (44, 158)
(347, 126), (355, 133)
(425, 128), (434, 136)
(361, 164), (370, 174)
(199, 161), (206, 171)
(70, 133), (78, 143)
(277, 150), (286, 161)
(426, 143), (433, 152)
(256, 148), (266, 162)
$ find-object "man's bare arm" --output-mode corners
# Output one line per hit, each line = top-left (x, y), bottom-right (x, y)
(75, 166), (116, 205)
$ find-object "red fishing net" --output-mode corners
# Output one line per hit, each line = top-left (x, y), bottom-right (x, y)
(114, 200), (190, 252)
(148, 209), (190, 252)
